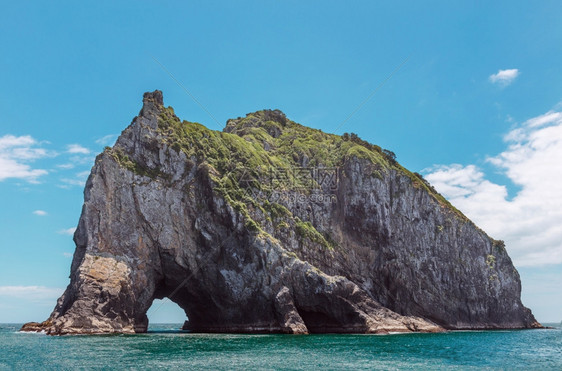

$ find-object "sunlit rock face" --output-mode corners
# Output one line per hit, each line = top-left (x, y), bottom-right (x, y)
(21, 91), (539, 335)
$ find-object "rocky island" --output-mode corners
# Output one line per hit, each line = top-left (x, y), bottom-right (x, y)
(21, 91), (540, 335)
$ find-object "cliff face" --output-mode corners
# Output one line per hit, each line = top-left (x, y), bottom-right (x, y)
(21, 91), (539, 335)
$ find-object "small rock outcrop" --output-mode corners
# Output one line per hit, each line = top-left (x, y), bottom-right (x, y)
(21, 91), (540, 335)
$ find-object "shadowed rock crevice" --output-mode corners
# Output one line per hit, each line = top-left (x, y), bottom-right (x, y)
(297, 309), (342, 334)
(21, 91), (540, 335)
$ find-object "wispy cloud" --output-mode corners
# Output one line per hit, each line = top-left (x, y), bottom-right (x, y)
(68, 155), (95, 166)
(58, 227), (76, 236)
(60, 170), (90, 188)
(0, 135), (52, 183)
(489, 68), (519, 86)
(56, 163), (75, 170)
(525, 111), (562, 128)
(67, 144), (90, 155)
(425, 106), (562, 266)
(0, 286), (64, 302)
(95, 134), (118, 147)
(32, 210), (48, 216)
(62, 252), (73, 258)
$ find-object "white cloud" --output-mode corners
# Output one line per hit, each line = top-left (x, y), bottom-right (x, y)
(0, 286), (64, 302)
(62, 252), (73, 258)
(525, 111), (562, 128)
(68, 155), (95, 166)
(58, 227), (76, 236)
(67, 144), (90, 154)
(56, 163), (75, 170)
(60, 178), (85, 187)
(95, 134), (118, 146)
(60, 170), (90, 187)
(425, 107), (562, 266)
(489, 68), (519, 86)
(0, 135), (51, 182)
(33, 210), (48, 216)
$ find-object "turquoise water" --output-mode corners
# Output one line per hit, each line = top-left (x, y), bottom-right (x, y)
(0, 323), (560, 370)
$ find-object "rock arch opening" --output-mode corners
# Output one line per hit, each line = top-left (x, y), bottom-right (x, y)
(296, 308), (343, 334)
(146, 298), (188, 329)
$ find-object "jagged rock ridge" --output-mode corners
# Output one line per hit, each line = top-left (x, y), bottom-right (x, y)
(21, 90), (540, 335)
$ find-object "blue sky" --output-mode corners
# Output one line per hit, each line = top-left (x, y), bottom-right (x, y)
(1, 1), (561, 324)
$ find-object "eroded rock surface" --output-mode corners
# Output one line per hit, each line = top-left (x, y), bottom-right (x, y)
(21, 91), (540, 335)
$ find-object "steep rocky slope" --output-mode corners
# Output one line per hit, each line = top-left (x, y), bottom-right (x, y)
(21, 91), (539, 335)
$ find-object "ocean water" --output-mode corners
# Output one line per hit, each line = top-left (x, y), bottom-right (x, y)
(0, 323), (560, 370)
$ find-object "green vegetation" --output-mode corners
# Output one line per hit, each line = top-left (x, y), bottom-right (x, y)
(112, 104), (472, 238)
(229, 111), (393, 170)
(276, 221), (290, 230)
(407, 169), (468, 221)
(295, 218), (335, 250)
(345, 145), (387, 166)
(486, 254), (496, 269)
(110, 147), (171, 181)
(263, 201), (291, 220)
(492, 239), (506, 252)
